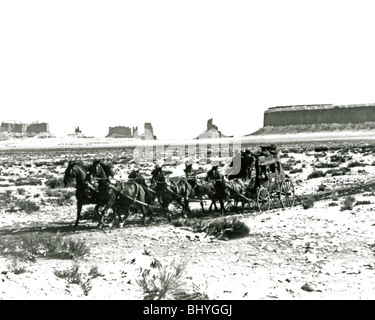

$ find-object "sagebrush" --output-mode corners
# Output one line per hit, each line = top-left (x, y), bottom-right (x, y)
(137, 258), (209, 300)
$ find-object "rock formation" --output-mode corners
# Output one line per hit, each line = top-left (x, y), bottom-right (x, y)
(106, 123), (156, 139)
(207, 118), (219, 131)
(106, 126), (134, 138)
(67, 126), (94, 138)
(138, 122), (156, 140)
(251, 103), (375, 135)
(195, 118), (231, 139)
(0, 121), (51, 137)
(264, 103), (375, 126)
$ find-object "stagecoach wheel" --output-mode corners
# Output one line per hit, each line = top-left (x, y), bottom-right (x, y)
(257, 187), (270, 212)
(279, 178), (295, 208)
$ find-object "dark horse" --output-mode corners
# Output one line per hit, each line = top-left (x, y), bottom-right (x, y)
(150, 165), (193, 221)
(206, 165), (246, 214)
(88, 161), (153, 226)
(86, 160), (120, 228)
(127, 169), (155, 219)
(184, 163), (217, 213)
(63, 160), (102, 227)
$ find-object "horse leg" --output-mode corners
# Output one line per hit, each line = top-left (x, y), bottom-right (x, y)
(115, 203), (123, 227)
(147, 205), (154, 222)
(97, 207), (106, 229)
(94, 204), (101, 219)
(219, 199), (226, 215)
(175, 198), (187, 219)
(200, 200), (205, 214)
(138, 205), (146, 226)
(164, 205), (172, 222)
(184, 197), (191, 215)
(122, 206), (131, 227)
(97, 202), (112, 229)
(161, 200), (172, 222)
(116, 201), (130, 228)
(233, 199), (238, 212)
(75, 201), (82, 227)
(208, 200), (217, 213)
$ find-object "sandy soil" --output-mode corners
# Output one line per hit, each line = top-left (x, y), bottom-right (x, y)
(1, 140), (375, 300)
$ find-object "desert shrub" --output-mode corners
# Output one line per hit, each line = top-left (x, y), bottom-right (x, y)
(302, 197), (315, 209)
(290, 168), (303, 174)
(50, 197), (74, 207)
(315, 162), (339, 168)
(341, 196), (356, 211)
(14, 177), (43, 186)
(34, 161), (51, 167)
(54, 262), (82, 284)
(318, 184), (327, 192)
(17, 188), (26, 195)
(45, 177), (65, 189)
(314, 146), (329, 152)
(0, 233), (89, 261)
(314, 152), (327, 159)
(307, 170), (326, 180)
(174, 217), (249, 240)
(45, 187), (74, 206)
(64, 239), (90, 258)
(18, 233), (41, 257)
(54, 263), (102, 296)
(355, 200), (372, 206)
(281, 163), (293, 171)
(330, 154), (346, 163)
(45, 189), (62, 197)
(326, 167), (350, 176)
(53, 160), (67, 166)
(13, 199), (40, 213)
(137, 258), (209, 300)
(38, 233), (89, 259)
(328, 202), (339, 207)
(7, 257), (27, 275)
(347, 161), (366, 168)
(172, 218), (206, 232)
(204, 217), (249, 240)
(0, 190), (13, 203)
(286, 147), (303, 153)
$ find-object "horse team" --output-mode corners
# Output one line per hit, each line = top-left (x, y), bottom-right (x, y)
(63, 149), (256, 228)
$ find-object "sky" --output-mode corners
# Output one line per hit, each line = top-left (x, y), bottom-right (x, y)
(1, 0), (375, 140)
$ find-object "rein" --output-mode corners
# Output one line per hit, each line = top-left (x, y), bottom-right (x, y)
(153, 175), (185, 199)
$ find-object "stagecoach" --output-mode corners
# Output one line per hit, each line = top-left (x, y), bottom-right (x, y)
(240, 145), (295, 212)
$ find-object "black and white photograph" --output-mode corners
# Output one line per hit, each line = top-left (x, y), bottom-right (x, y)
(1, 0), (375, 303)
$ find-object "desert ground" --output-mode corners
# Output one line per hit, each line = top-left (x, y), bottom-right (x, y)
(0, 137), (375, 300)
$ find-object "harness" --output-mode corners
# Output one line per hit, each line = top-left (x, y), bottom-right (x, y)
(117, 181), (141, 205)
(154, 177), (186, 199)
